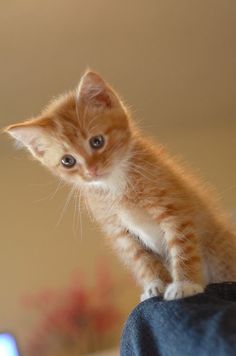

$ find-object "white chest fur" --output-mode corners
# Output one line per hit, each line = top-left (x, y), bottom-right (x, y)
(119, 207), (166, 256)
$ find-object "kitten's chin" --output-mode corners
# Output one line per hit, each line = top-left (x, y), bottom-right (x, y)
(87, 180), (105, 187)
(82, 178), (109, 191)
(80, 173), (109, 187)
(83, 172), (108, 183)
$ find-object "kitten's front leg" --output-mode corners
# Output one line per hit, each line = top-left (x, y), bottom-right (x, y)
(109, 229), (171, 301)
(163, 221), (205, 300)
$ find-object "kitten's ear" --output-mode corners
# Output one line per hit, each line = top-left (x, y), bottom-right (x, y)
(76, 71), (122, 110)
(4, 119), (50, 158)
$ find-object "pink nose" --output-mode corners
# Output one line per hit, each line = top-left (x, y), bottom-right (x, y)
(87, 166), (98, 177)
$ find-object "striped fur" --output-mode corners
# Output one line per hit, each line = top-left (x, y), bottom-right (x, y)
(5, 71), (236, 300)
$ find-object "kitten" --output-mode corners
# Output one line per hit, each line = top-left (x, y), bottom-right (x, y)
(5, 71), (236, 301)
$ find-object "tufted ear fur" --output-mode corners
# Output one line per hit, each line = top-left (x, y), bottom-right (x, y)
(4, 119), (51, 158)
(76, 71), (123, 112)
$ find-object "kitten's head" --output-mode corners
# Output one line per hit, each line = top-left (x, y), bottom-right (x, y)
(5, 71), (132, 189)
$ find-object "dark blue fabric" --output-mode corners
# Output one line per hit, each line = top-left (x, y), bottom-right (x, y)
(121, 283), (236, 356)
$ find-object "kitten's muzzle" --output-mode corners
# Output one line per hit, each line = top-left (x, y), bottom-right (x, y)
(85, 165), (105, 180)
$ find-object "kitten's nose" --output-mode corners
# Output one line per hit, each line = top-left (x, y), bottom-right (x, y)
(87, 165), (98, 177)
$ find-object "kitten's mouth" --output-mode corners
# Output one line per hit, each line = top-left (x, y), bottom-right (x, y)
(84, 172), (108, 182)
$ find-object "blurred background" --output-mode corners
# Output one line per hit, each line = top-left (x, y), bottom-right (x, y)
(0, 1), (236, 355)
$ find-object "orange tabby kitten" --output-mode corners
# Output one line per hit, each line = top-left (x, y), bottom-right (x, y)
(5, 71), (236, 301)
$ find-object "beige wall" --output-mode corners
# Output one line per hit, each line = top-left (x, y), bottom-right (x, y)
(0, 0), (236, 353)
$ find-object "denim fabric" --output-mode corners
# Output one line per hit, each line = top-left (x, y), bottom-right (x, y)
(121, 283), (236, 356)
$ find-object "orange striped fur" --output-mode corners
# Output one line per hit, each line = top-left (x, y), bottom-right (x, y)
(5, 71), (236, 300)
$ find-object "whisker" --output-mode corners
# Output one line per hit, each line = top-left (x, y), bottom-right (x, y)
(87, 113), (100, 132)
(220, 183), (236, 195)
(55, 186), (76, 228)
(129, 162), (158, 179)
(30, 181), (56, 187)
(79, 103), (89, 131)
(128, 165), (158, 184)
(72, 187), (80, 237)
(129, 151), (161, 169)
(84, 197), (93, 221)
(34, 179), (64, 203)
(78, 189), (83, 240)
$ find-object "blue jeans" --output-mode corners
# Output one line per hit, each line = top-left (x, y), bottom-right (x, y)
(121, 283), (236, 356)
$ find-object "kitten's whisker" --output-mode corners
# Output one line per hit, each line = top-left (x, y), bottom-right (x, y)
(130, 151), (162, 169)
(129, 163), (158, 181)
(55, 186), (76, 228)
(72, 187), (80, 237)
(88, 123), (101, 134)
(34, 179), (64, 203)
(129, 154), (160, 171)
(78, 189), (83, 240)
(75, 91), (80, 122)
(128, 165), (158, 184)
(81, 104), (89, 131)
(130, 163), (158, 178)
(30, 181), (55, 187)
(220, 183), (236, 195)
(84, 197), (94, 221)
(87, 113), (100, 132)
(106, 142), (123, 157)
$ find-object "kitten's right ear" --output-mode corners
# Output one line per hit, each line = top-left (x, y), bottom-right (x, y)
(4, 120), (49, 157)
(5, 122), (40, 145)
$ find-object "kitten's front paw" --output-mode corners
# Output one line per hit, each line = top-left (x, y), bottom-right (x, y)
(140, 279), (165, 302)
(164, 281), (204, 301)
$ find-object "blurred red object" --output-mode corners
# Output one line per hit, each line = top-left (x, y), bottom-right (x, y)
(20, 261), (123, 355)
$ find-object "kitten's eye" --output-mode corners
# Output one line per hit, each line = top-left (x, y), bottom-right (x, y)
(61, 154), (76, 168)
(89, 135), (105, 150)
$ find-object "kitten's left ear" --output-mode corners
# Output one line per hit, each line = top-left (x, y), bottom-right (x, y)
(76, 71), (123, 111)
